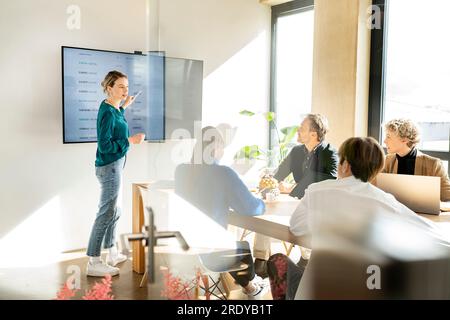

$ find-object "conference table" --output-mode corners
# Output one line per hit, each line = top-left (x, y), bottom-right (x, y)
(131, 183), (450, 274)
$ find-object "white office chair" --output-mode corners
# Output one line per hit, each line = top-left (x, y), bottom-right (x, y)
(198, 242), (253, 300)
(166, 192), (251, 299)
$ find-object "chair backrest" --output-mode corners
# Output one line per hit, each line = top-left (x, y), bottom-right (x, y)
(143, 185), (237, 251)
(166, 191), (238, 250)
(198, 241), (252, 273)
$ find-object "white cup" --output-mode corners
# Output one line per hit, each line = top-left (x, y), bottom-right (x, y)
(266, 192), (276, 202)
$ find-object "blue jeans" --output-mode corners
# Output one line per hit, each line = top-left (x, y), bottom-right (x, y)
(87, 157), (125, 257)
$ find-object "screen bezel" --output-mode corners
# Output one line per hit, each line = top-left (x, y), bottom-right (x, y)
(61, 45), (166, 144)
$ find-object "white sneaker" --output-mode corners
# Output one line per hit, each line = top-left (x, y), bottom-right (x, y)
(86, 261), (120, 277)
(252, 275), (270, 287)
(246, 283), (269, 300)
(106, 253), (128, 267)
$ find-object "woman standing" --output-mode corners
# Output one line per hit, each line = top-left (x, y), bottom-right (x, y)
(86, 71), (145, 277)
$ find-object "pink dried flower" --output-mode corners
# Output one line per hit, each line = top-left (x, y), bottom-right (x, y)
(82, 274), (114, 300)
(160, 269), (193, 300)
(55, 283), (78, 300)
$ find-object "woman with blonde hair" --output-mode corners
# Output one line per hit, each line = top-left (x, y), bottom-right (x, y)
(383, 118), (450, 201)
(86, 71), (145, 277)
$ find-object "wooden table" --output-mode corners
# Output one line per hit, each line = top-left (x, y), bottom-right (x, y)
(130, 185), (304, 274)
(228, 194), (311, 250)
(131, 185), (450, 274)
(132, 183), (151, 274)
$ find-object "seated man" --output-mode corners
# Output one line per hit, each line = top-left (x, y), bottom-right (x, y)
(269, 137), (445, 300)
(175, 126), (268, 299)
(383, 118), (450, 201)
(255, 114), (338, 277)
(274, 113), (338, 199)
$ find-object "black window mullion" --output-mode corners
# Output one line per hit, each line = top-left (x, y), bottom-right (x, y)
(368, 0), (388, 141)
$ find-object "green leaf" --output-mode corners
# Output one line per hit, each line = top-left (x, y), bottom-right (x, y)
(234, 145), (262, 160)
(264, 112), (275, 122)
(280, 125), (298, 144)
(239, 110), (255, 117)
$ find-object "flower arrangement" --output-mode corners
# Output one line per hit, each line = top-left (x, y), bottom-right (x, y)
(55, 274), (114, 300)
(233, 110), (298, 195)
(82, 274), (114, 300)
(55, 283), (77, 300)
(160, 267), (212, 300)
(160, 268), (193, 300)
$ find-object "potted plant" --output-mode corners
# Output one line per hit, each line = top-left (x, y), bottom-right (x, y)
(234, 110), (298, 199)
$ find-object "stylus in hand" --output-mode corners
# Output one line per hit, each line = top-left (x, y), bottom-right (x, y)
(133, 90), (143, 99)
(122, 91), (141, 109)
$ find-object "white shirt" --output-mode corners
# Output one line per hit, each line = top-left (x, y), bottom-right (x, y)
(291, 176), (450, 300)
(290, 176), (444, 238)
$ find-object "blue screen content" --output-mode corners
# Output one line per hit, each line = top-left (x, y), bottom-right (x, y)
(62, 47), (164, 143)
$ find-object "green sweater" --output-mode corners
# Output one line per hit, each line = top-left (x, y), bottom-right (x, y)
(95, 100), (130, 167)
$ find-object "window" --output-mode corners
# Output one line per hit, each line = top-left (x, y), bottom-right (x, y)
(369, 0), (450, 172)
(270, 0), (314, 149)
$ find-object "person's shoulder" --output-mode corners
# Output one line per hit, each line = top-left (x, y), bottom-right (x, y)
(417, 151), (439, 164)
(211, 164), (247, 185)
(290, 144), (305, 155)
(99, 100), (110, 109)
(320, 141), (338, 155)
(385, 153), (396, 161)
(175, 162), (190, 171)
(306, 178), (339, 192)
(98, 102), (114, 116)
(214, 164), (238, 176)
(175, 163), (194, 178)
(367, 182), (401, 204)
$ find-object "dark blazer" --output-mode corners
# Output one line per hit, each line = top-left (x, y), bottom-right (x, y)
(274, 141), (339, 198)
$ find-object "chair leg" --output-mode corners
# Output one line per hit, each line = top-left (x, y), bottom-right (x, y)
(239, 229), (252, 241)
(198, 276), (227, 300)
(139, 270), (148, 288)
(282, 241), (295, 256)
(209, 275), (227, 300)
(286, 243), (295, 256)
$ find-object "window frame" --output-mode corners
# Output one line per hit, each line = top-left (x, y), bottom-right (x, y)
(270, 0), (314, 149)
(368, 0), (450, 172)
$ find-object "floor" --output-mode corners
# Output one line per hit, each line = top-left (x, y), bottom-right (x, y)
(0, 247), (273, 300)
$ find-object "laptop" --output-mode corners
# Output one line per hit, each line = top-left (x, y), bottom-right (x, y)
(376, 173), (441, 215)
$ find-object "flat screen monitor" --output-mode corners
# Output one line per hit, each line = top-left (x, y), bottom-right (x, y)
(164, 57), (203, 139)
(62, 46), (165, 143)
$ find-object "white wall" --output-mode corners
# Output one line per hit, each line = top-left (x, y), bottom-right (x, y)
(0, 0), (271, 260)
(155, 0), (271, 169)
